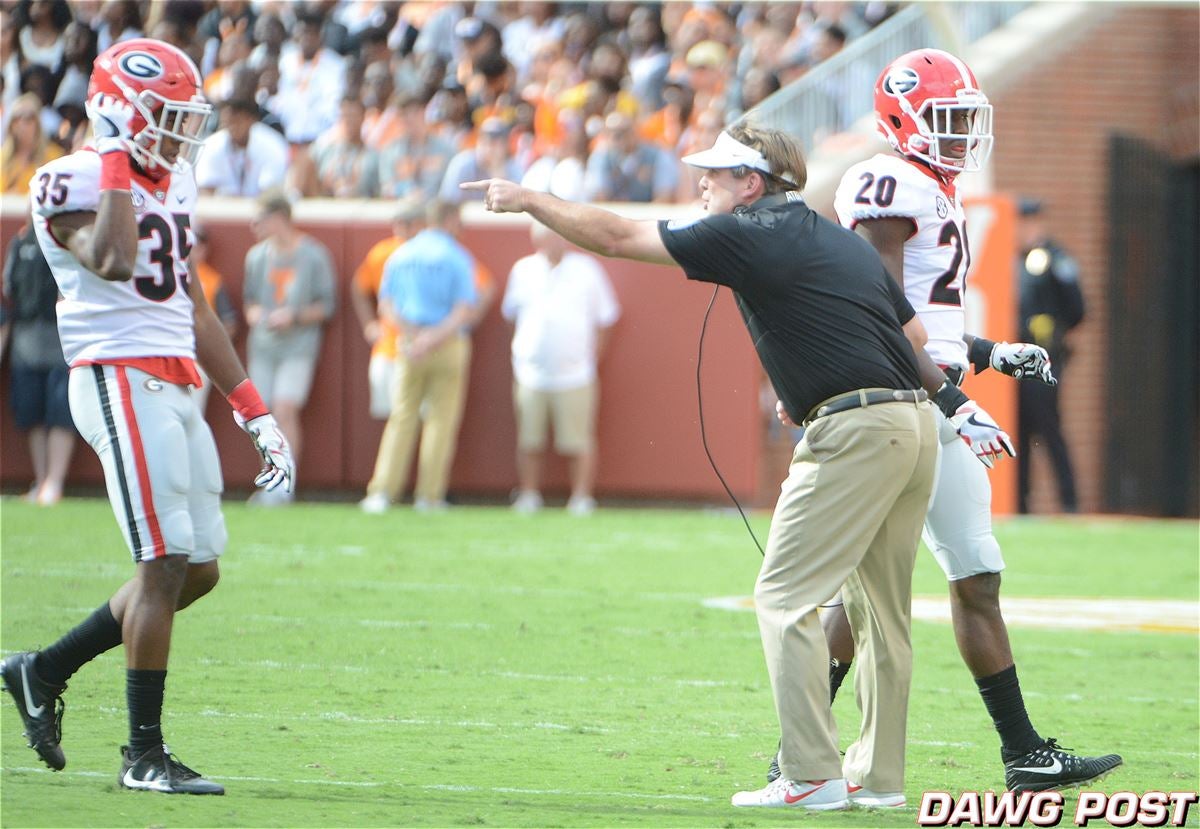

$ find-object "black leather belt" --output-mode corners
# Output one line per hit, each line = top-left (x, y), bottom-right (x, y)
(803, 388), (928, 426)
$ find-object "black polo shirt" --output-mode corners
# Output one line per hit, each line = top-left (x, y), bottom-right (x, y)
(658, 193), (921, 421)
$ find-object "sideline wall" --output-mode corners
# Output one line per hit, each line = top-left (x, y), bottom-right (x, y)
(0, 205), (764, 504)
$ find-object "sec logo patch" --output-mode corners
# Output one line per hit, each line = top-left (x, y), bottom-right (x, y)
(935, 196), (948, 219)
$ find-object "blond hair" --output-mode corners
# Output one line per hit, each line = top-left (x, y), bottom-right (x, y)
(725, 122), (807, 194)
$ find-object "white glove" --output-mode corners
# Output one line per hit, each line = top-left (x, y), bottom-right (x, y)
(235, 412), (295, 493)
(990, 341), (1057, 385)
(949, 401), (1016, 469)
(86, 91), (137, 155)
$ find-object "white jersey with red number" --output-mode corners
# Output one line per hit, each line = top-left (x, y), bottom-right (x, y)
(834, 153), (969, 369)
(30, 149), (198, 366)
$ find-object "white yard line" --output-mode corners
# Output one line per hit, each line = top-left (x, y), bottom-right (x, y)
(0, 766), (713, 801)
(702, 595), (1200, 634)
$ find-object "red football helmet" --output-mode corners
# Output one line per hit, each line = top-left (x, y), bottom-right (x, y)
(874, 48), (993, 176)
(88, 38), (212, 179)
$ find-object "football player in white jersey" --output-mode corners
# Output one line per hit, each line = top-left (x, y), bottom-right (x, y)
(762, 49), (1121, 797)
(0, 38), (294, 795)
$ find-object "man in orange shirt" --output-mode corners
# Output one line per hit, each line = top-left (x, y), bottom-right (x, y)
(351, 199), (424, 420)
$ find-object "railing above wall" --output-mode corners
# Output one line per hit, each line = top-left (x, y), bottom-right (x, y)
(740, 2), (1030, 154)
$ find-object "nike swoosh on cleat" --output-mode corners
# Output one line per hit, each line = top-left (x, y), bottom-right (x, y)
(21, 664), (45, 718)
(1011, 758), (1064, 775)
(784, 785), (824, 804)
(123, 768), (170, 791)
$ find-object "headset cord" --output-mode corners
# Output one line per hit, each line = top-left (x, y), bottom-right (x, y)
(697, 286), (765, 556)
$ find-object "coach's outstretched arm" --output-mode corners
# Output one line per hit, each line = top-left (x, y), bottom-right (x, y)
(462, 179), (676, 266)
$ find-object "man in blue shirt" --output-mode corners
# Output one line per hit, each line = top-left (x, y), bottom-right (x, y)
(360, 201), (478, 513)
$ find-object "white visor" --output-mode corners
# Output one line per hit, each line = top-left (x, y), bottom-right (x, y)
(681, 131), (795, 183)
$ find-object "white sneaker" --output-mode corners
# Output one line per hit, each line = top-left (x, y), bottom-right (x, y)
(847, 782), (905, 808)
(359, 493), (389, 514)
(414, 498), (448, 513)
(731, 777), (849, 810)
(511, 490), (543, 514)
(566, 495), (596, 516)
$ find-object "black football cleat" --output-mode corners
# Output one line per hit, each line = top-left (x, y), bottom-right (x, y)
(767, 747), (781, 783)
(1, 651), (67, 770)
(119, 744), (225, 795)
(1003, 738), (1123, 793)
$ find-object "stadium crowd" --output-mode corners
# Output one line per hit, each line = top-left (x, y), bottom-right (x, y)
(1, 0), (899, 202)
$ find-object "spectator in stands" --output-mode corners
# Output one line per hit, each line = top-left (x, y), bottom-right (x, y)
(738, 66), (781, 116)
(197, 0), (254, 76)
(440, 116), (525, 203)
(243, 191), (337, 505)
(355, 25), (392, 70)
(809, 21), (848, 64)
(522, 107), (589, 202)
(351, 199), (425, 421)
(50, 21), (96, 118)
(504, 222), (619, 516)
(189, 225), (238, 417)
(12, 0), (72, 72)
(196, 98), (289, 197)
(1, 211), (77, 506)
(202, 17), (252, 104)
(378, 90), (457, 201)
(359, 201), (477, 514)
(301, 95), (381, 198)
(451, 16), (503, 89)
(625, 5), (672, 114)
(466, 51), (517, 136)
(639, 72), (693, 153)
(502, 1), (564, 85)
(95, 0), (143, 53)
(427, 78), (473, 148)
(361, 60), (400, 149)
(585, 111), (680, 203)
(272, 8), (346, 146)
(684, 40), (731, 123)
(247, 11), (285, 72)
(2, 92), (62, 194)
(18, 62), (61, 137)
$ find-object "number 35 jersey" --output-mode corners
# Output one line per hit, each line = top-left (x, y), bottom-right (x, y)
(834, 153), (969, 369)
(31, 149), (198, 366)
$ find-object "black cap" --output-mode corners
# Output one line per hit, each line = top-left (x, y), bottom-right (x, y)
(1018, 197), (1043, 217)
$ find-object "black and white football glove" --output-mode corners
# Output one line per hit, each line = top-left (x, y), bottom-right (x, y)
(990, 341), (1057, 385)
(235, 412), (295, 492)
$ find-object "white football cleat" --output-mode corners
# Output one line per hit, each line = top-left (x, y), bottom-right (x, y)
(731, 777), (849, 809)
(848, 781), (906, 808)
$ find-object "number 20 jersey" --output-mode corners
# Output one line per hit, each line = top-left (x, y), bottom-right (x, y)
(31, 149), (198, 366)
(833, 153), (969, 369)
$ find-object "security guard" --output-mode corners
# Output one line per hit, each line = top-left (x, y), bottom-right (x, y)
(1017, 198), (1085, 512)
(463, 123), (1015, 810)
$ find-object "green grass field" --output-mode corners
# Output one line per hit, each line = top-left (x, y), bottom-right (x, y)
(1, 498), (1197, 828)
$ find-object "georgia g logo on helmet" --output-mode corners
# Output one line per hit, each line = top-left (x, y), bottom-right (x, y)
(117, 51), (165, 81)
(882, 66), (920, 98)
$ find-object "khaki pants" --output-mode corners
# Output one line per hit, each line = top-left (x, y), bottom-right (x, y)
(366, 335), (471, 503)
(755, 396), (938, 792)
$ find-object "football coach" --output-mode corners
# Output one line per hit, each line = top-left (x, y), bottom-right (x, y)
(464, 123), (998, 809)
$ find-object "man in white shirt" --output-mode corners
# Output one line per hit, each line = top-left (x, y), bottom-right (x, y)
(502, 223), (620, 515)
(195, 98), (289, 197)
(271, 10), (346, 146)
